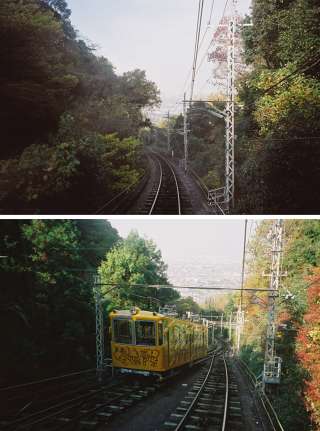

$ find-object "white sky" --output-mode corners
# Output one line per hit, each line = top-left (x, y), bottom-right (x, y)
(109, 218), (246, 264)
(67, 0), (252, 114)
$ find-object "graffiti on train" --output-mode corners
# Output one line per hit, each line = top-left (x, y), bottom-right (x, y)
(114, 346), (160, 368)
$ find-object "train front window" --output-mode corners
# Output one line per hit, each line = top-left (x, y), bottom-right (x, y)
(135, 321), (156, 346)
(113, 319), (132, 344)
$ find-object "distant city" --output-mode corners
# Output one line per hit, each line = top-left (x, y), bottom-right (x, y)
(167, 256), (242, 305)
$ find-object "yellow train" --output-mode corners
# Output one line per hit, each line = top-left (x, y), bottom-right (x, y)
(109, 308), (208, 378)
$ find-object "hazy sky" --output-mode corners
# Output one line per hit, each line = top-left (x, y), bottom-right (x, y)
(109, 218), (247, 264)
(67, 0), (252, 114)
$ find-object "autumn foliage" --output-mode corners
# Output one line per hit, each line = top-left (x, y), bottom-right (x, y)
(297, 270), (320, 429)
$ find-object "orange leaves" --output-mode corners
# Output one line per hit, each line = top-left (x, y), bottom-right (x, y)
(297, 269), (320, 428)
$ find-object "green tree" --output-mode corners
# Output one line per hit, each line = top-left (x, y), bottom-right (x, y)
(0, 220), (119, 385)
(99, 230), (179, 311)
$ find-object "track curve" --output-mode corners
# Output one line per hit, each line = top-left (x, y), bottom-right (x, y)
(139, 152), (192, 215)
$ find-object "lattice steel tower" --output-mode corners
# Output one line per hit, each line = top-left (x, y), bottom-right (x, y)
(263, 220), (284, 388)
(225, 12), (236, 209)
(208, 0), (247, 211)
(93, 274), (105, 376)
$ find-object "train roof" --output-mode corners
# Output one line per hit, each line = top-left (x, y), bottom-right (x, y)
(109, 308), (164, 320)
(109, 308), (208, 327)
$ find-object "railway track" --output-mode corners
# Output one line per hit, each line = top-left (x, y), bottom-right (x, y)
(163, 351), (244, 431)
(139, 153), (192, 215)
(1, 377), (159, 430)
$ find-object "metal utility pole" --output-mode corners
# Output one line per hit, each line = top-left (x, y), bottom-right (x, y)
(207, 0), (247, 211)
(220, 313), (224, 335)
(235, 219), (247, 352)
(240, 220), (248, 310)
(166, 111), (171, 153)
(225, 14), (236, 210)
(263, 220), (285, 390)
(183, 93), (188, 172)
(93, 274), (105, 381)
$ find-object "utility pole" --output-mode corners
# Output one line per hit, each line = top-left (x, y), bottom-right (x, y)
(235, 219), (247, 353)
(94, 274), (105, 382)
(183, 93), (188, 173)
(220, 313), (224, 335)
(208, 0), (248, 212)
(262, 220), (285, 391)
(166, 111), (171, 153)
(225, 11), (236, 210)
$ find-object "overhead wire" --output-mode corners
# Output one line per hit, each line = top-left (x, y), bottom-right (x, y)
(191, 0), (229, 98)
(190, 0), (206, 103)
(160, 0), (226, 117)
(166, 0), (215, 114)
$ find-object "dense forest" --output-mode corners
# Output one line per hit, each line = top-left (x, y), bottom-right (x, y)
(236, 0), (320, 214)
(0, 220), (198, 386)
(235, 220), (320, 430)
(158, 0), (320, 213)
(0, 0), (159, 213)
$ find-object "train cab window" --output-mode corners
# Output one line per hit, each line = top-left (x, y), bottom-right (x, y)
(135, 321), (156, 346)
(158, 322), (163, 346)
(113, 319), (132, 344)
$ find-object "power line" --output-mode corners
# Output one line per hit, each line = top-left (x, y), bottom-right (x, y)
(167, 0), (216, 113)
(193, 0), (229, 97)
(190, 0), (205, 103)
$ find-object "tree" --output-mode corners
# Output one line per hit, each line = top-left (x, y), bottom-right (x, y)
(99, 230), (179, 311)
(175, 297), (201, 315)
(0, 220), (119, 385)
(297, 270), (320, 429)
(0, 0), (161, 212)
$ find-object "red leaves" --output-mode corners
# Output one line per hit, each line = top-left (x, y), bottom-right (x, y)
(297, 269), (320, 428)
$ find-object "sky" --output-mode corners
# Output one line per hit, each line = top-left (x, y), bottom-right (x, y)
(67, 0), (252, 115)
(109, 218), (246, 264)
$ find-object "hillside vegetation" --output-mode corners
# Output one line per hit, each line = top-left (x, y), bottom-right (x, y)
(236, 0), (320, 213)
(239, 220), (320, 430)
(0, 0), (159, 213)
(0, 220), (196, 386)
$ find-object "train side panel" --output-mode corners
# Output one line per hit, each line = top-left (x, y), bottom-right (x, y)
(111, 342), (167, 372)
(166, 318), (207, 370)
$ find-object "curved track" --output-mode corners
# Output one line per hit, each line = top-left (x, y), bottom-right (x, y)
(164, 351), (244, 431)
(139, 153), (192, 215)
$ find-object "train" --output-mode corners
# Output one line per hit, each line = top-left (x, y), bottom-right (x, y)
(109, 307), (211, 378)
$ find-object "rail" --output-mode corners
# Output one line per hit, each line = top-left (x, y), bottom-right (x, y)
(222, 356), (229, 431)
(149, 156), (163, 214)
(0, 368), (96, 392)
(2, 376), (157, 430)
(149, 153), (181, 215)
(173, 352), (216, 431)
(237, 358), (285, 431)
(94, 172), (147, 214)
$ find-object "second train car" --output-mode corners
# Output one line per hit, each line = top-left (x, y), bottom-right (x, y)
(109, 307), (208, 378)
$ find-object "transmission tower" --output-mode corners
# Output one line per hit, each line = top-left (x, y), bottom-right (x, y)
(208, 0), (247, 211)
(93, 274), (105, 379)
(262, 220), (285, 390)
